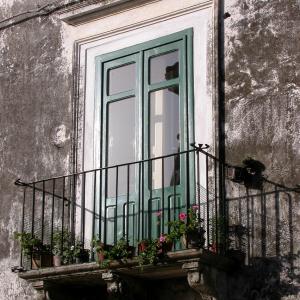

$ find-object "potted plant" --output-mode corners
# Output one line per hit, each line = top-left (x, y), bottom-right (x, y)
(168, 205), (205, 249)
(73, 240), (90, 264)
(137, 238), (160, 267)
(138, 239), (150, 253)
(137, 235), (172, 268)
(157, 234), (173, 256)
(92, 237), (113, 267)
(52, 228), (72, 266)
(14, 232), (52, 269)
(109, 238), (135, 262)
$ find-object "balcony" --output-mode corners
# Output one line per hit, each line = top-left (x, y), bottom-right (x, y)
(13, 144), (299, 299)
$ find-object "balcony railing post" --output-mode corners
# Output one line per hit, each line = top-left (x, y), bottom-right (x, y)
(104, 169), (107, 245)
(126, 165), (130, 243)
(51, 179), (56, 252)
(115, 166), (119, 244)
(141, 161), (145, 241)
(71, 174), (76, 245)
(92, 170), (97, 260)
(196, 150), (201, 221)
(31, 183), (37, 269)
(138, 162), (141, 242)
(206, 155), (210, 248)
(274, 185), (280, 257)
(214, 158), (218, 254)
(218, 159), (227, 254)
(41, 181), (45, 244)
(186, 151), (190, 214)
(149, 159), (153, 239)
(20, 186), (26, 268)
(81, 173), (86, 245)
(161, 157), (165, 235)
(99, 168), (103, 243)
(61, 177), (65, 256)
(246, 188), (250, 263)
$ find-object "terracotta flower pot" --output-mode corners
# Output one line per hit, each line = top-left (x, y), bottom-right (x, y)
(53, 255), (62, 267)
(138, 241), (149, 253)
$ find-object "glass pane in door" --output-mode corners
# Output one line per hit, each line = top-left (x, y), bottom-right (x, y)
(150, 51), (179, 84)
(149, 88), (180, 190)
(107, 97), (136, 197)
(108, 63), (136, 95)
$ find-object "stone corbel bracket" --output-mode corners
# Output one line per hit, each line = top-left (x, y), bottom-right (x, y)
(182, 260), (216, 300)
(102, 270), (123, 297)
(182, 257), (231, 300)
(102, 270), (146, 299)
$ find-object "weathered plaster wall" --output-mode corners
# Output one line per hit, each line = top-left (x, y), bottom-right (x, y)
(224, 0), (300, 299)
(0, 0), (299, 299)
(0, 0), (72, 298)
(224, 0), (300, 186)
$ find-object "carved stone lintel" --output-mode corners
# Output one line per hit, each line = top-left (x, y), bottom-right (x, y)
(182, 260), (216, 300)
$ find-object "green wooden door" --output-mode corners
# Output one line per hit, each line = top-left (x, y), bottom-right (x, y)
(96, 29), (194, 246)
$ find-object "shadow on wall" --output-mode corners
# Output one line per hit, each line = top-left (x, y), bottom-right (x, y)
(225, 159), (300, 299)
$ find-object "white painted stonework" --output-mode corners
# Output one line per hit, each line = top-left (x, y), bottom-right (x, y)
(61, 0), (214, 246)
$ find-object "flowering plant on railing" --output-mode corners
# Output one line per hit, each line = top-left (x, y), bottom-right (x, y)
(137, 234), (173, 268)
(168, 205), (205, 248)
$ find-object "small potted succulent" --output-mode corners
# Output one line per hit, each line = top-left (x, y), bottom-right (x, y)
(168, 205), (205, 249)
(73, 240), (90, 264)
(14, 232), (52, 269)
(52, 228), (72, 266)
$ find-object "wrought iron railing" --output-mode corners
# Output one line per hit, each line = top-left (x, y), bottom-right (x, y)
(15, 144), (225, 269)
(14, 144), (299, 271)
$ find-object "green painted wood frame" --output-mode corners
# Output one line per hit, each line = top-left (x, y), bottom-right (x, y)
(95, 28), (195, 245)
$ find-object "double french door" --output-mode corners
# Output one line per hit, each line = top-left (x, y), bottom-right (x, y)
(96, 29), (194, 245)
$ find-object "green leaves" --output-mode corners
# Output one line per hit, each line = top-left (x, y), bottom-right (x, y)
(14, 232), (50, 256)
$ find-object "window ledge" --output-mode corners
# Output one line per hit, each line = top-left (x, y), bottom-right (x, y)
(58, 0), (160, 26)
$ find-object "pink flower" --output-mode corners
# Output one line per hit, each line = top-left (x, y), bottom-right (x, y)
(179, 212), (187, 221)
(155, 211), (162, 217)
(159, 234), (166, 243)
(192, 204), (199, 210)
